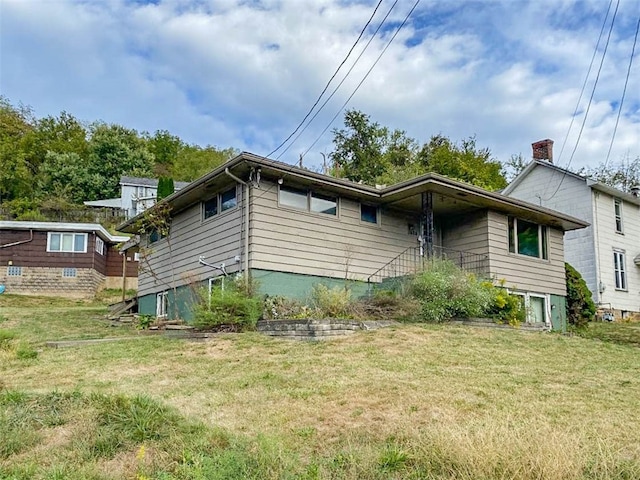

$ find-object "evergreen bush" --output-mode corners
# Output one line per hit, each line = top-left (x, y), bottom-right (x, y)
(565, 262), (596, 328)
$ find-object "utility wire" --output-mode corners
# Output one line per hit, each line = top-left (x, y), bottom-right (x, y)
(275, 0), (400, 161)
(265, 0), (385, 159)
(545, 0), (620, 201)
(302, 0), (422, 158)
(253, 0), (421, 205)
(554, 0), (613, 167)
(602, 13), (639, 171)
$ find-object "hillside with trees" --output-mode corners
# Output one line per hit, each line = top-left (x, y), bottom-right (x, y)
(0, 97), (236, 223)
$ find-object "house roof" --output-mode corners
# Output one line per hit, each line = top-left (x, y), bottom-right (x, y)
(0, 221), (129, 243)
(83, 198), (122, 208)
(503, 159), (640, 207)
(120, 176), (190, 190)
(118, 152), (589, 233)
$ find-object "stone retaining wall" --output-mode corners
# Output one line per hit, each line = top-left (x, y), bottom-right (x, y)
(257, 319), (395, 340)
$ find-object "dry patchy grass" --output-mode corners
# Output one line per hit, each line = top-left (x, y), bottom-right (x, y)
(1, 300), (640, 478)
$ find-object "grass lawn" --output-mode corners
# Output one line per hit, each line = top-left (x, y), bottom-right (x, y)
(1, 294), (639, 479)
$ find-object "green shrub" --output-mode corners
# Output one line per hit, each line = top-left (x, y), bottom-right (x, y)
(263, 295), (311, 320)
(192, 279), (261, 331)
(565, 262), (596, 328)
(408, 259), (493, 322)
(485, 282), (526, 326)
(310, 284), (354, 318)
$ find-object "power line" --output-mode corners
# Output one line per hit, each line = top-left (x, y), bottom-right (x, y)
(602, 13), (639, 170)
(545, 0), (621, 201)
(253, 0), (421, 205)
(265, 0), (385, 159)
(302, 0), (422, 158)
(275, 0), (400, 161)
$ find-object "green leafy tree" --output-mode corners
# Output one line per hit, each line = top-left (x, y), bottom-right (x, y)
(145, 129), (184, 176)
(0, 97), (35, 201)
(172, 145), (236, 181)
(330, 110), (417, 184)
(329, 110), (507, 190)
(85, 123), (154, 200)
(565, 262), (596, 328)
(417, 135), (507, 191)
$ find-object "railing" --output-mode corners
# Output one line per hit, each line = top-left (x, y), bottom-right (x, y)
(367, 245), (489, 286)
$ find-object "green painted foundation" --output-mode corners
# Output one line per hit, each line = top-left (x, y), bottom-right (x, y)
(138, 283), (202, 322)
(251, 269), (370, 301)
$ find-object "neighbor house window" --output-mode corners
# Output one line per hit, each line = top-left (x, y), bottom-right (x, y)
(62, 268), (77, 278)
(508, 217), (548, 259)
(614, 198), (623, 233)
(7, 266), (22, 276)
(279, 186), (337, 216)
(156, 291), (168, 318)
(95, 237), (105, 255)
(361, 204), (378, 224)
(614, 250), (627, 290)
(202, 186), (237, 220)
(47, 232), (87, 253)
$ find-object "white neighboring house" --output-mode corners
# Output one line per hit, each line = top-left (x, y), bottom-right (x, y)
(504, 139), (640, 320)
(84, 176), (190, 219)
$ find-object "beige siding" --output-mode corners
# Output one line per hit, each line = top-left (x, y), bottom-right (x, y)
(442, 211), (489, 255)
(138, 184), (244, 296)
(487, 211), (566, 296)
(250, 181), (419, 281)
(506, 164), (597, 298)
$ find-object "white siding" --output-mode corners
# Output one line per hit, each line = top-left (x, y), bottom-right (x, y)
(592, 190), (640, 312)
(250, 180), (419, 281)
(507, 164), (596, 298)
(138, 184), (244, 296)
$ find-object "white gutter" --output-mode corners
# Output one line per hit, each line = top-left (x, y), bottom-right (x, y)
(224, 168), (250, 286)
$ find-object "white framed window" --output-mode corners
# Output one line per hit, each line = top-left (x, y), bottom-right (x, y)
(62, 267), (77, 278)
(47, 232), (87, 253)
(95, 237), (105, 255)
(614, 198), (623, 233)
(508, 217), (548, 259)
(614, 250), (627, 290)
(156, 291), (168, 318)
(511, 291), (549, 325)
(7, 266), (22, 276)
(133, 252), (140, 262)
(279, 185), (337, 216)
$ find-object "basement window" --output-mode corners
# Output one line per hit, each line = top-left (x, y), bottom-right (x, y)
(7, 266), (22, 276)
(62, 268), (77, 278)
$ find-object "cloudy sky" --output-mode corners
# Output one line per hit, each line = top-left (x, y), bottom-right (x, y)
(1, 0), (638, 172)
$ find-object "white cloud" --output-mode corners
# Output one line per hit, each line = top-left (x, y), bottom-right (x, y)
(0, 0), (637, 171)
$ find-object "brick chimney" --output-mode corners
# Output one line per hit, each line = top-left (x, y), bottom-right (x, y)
(532, 139), (554, 163)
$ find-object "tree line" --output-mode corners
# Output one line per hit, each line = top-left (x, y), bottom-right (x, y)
(1, 96), (637, 223)
(0, 97), (236, 220)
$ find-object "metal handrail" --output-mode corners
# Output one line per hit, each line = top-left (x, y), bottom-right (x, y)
(367, 245), (489, 286)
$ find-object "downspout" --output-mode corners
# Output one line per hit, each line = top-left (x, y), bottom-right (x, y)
(224, 168), (250, 286)
(0, 230), (34, 248)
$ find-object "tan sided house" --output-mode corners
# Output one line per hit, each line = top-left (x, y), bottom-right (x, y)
(118, 153), (588, 330)
(0, 221), (137, 298)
